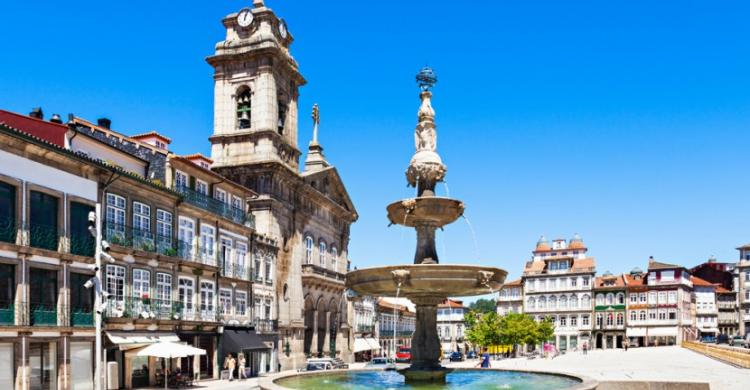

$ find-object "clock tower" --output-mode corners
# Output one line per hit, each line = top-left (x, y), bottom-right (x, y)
(207, 0), (305, 170)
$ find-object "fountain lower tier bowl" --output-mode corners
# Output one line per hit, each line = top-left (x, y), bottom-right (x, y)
(387, 197), (464, 228)
(346, 264), (507, 298)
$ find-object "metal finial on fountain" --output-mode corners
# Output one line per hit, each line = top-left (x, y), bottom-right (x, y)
(416, 66), (437, 91)
(407, 67), (446, 197)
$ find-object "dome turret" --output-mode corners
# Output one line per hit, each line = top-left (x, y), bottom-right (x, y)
(535, 235), (550, 251)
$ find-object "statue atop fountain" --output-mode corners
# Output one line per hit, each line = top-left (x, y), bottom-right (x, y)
(346, 67), (507, 383)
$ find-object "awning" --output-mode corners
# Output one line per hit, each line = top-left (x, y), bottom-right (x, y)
(106, 332), (180, 350)
(220, 328), (269, 352)
(366, 338), (381, 350)
(136, 342), (206, 358)
(627, 327), (678, 337)
(699, 328), (720, 334)
(354, 338), (371, 353)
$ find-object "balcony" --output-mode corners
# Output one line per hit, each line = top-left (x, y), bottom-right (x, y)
(0, 217), (16, 244)
(103, 296), (221, 322)
(253, 318), (278, 333)
(0, 301), (13, 325)
(71, 307), (94, 327)
(380, 329), (414, 337)
(220, 257), (248, 280)
(301, 264), (346, 289)
(105, 222), (174, 254)
(69, 232), (95, 257)
(357, 324), (375, 333)
(174, 185), (253, 227)
(27, 223), (60, 251)
(30, 303), (57, 326)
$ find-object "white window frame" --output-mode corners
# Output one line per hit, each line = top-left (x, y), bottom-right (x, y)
(236, 241), (248, 279)
(106, 193), (126, 237)
(156, 209), (173, 247)
(132, 202), (151, 232)
(175, 170), (189, 189)
(219, 288), (232, 316)
(178, 217), (195, 259)
(156, 273), (172, 315)
(196, 180), (209, 196)
(178, 277), (195, 319)
(215, 188), (227, 203)
(319, 241), (327, 268)
(200, 224), (216, 264)
(236, 291), (247, 316)
(264, 253), (273, 283)
(106, 265), (126, 310)
(200, 280), (215, 320)
(305, 236), (313, 264)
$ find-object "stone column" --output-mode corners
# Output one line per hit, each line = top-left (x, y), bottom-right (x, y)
(414, 224), (438, 265)
(404, 296), (445, 382)
(310, 310), (318, 356)
(253, 58), (278, 133)
(322, 312), (331, 356)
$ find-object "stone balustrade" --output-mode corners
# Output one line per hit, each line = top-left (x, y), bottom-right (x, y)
(682, 341), (750, 368)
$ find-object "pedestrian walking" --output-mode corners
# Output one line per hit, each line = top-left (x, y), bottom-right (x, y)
(582, 342), (588, 355)
(623, 339), (629, 351)
(475, 347), (491, 368)
(224, 353), (236, 381)
(238, 353), (247, 380)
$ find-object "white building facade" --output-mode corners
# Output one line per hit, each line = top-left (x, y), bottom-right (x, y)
(437, 299), (467, 353)
(522, 235), (595, 352)
(496, 279), (523, 316)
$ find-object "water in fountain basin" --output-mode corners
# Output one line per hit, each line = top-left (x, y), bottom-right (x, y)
(461, 215), (481, 261)
(276, 370), (581, 390)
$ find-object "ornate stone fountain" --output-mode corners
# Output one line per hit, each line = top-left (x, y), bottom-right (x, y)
(346, 67), (507, 383)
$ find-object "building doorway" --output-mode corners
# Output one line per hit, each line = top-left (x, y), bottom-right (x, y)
(29, 342), (56, 390)
(596, 333), (603, 349)
(616, 335), (623, 349)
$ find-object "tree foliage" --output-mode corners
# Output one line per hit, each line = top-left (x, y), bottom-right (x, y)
(468, 298), (497, 314)
(464, 311), (502, 348)
(464, 311), (556, 351)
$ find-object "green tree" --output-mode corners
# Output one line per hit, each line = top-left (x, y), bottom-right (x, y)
(468, 298), (496, 314)
(535, 317), (555, 345)
(464, 311), (502, 350)
(497, 313), (539, 356)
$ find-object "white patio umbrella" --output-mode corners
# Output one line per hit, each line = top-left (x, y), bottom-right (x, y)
(137, 342), (206, 389)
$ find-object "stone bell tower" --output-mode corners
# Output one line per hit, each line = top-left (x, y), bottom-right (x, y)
(207, 0), (306, 170)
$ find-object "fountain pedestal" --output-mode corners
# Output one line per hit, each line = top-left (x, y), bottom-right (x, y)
(401, 296), (448, 382)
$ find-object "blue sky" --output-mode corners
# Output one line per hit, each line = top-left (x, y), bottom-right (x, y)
(2, 1), (750, 297)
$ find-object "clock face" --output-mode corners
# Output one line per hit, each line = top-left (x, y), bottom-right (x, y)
(278, 19), (288, 39)
(237, 9), (254, 28)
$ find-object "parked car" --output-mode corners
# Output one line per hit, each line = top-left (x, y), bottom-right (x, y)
(466, 350), (477, 359)
(366, 357), (397, 371)
(701, 335), (716, 344)
(304, 358), (336, 371)
(717, 334), (729, 344)
(442, 351), (452, 359)
(449, 352), (464, 362)
(730, 336), (748, 348)
(395, 347), (411, 363)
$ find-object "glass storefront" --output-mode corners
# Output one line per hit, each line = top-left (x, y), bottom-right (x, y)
(70, 342), (93, 390)
(29, 342), (56, 390)
(131, 355), (150, 388)
(0, 343), (12, 389)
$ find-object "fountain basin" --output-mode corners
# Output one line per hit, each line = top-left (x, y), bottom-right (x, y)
(387, 197), (464, 228)
(346, 264), (506, 298)
(262, 368), (598, 390)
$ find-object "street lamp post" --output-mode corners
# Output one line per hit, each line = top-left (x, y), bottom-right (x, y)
(85, 204), (115, 390)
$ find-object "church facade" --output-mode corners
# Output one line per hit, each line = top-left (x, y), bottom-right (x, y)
(207, 1), (358, 369)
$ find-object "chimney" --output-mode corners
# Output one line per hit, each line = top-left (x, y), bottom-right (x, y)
(97, 118), (111, 129)
(50, 114), (62, 124)
(29, 107), (44, 120)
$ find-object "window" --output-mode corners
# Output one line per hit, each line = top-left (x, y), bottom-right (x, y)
(570, 295), (579, 308)
(560, 316), (567, 326)
(582, 277), (590, 287)
(640, 310), (646, 321)
(658, 310), (667, 320)
(219, 289), (232, 315)
(527, 297), (535, 310)
(668, 309), (677, 320)
(215, 188), (227, 204)
(616, 313), (624, 326)
(175, 171), (188, 188)
(549, 295), (557, 310)
(200, 224), (216, 264)
(305, 236), (313, 264)
(264, 253), (272, 282)
(630, 311), (637, 322)
(156, 273), (172, 316)
(571, 315), (577, 326)
(596, 313), (603, 327)
(236, 242), (247, 279)
(649, 310), (657, 320)
(133, 202), (151, 232)
(156, 210), (172, 252)
(639, 292), (647, 303)
(278, 100), (287, 133)
(106, 193), (126, 241)
(559, 295), (567, 309)
(196, 180), (208, 196)
(253, 250), (262, 281)
(630, 293), (638, 304)
(264, 298), (272, 319)
(132, 269), (151, 302)
(236, 291), (247, 316)
(606, 293), (614, 305)
(200, 281), (215, 320)
(570, 277), (577, 287)
(668, 291), (677, 304)
(648, 292), (657, 304)
(319, 241), (327, 267)
(596, 294), (605, 306)
(178, 278), (195, 318)
(231, 196), (243, 211)
(657, 291), (666, 304)
(220, 237), (233, 275)
(538, 296), (546, 310)
(581, 294), (591, 309)
(331, 247), (338, 271)
(178, 217), (195, 259)
(106, 265), (126, 311)
(582, 314), (589, 326)
(237, 88), (252, 129)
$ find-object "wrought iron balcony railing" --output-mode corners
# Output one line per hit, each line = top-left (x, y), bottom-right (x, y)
(69, 232), (95, 257)
(0, 217), (17, 244)
(30, 303), (58, 326)
(356, 324), (375, 333)
(220, 259), (248, 280)
(174, 185), (254, 227)
(103, 296), (221, 322)
(253, 318), (279, 333)
(27, 223), (61, 251)
(0, 301), (13, 325)
(71, 307), (94, 327)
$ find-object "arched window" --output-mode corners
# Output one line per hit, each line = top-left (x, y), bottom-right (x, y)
(606, 293), (614, 305)
(304, 236), (313, 264)
(616, 313), (624, 326)
(319, 241), (327, 267)
(639, 310), (646, 321)
(570, 295), (579, 308)
(582, 294), (591, 309)
(606, 313), (614, 326)
(538, 296), (547, 310)
(549, 296), (557, 310)
(596, 313), (603, 327)
(559, 295), (567, 309)
(616, 293), (625, 305)
(596, 294), (605, 306)
(330, 246), (338, 271)
(630, 311), (637, 322)
(527, 297), (535, 310)
(236, 87), (252, 129)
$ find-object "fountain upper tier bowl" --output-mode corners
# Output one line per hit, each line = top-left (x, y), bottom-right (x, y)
(387, 197), (464, 228)
(346, 264), (507, 298)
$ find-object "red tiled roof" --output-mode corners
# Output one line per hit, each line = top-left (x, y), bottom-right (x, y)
(438, 298), (464, 308)
(0, 109), (67, 147)
(624, 274), (645, 287)
(502, 279), (522, 287)
(130, 130), (172, 143)
(595, 274), (626, 289)
(715, 286), (732, 293)
(181, 153), (214, 164)
(691, 276), (715, 288)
